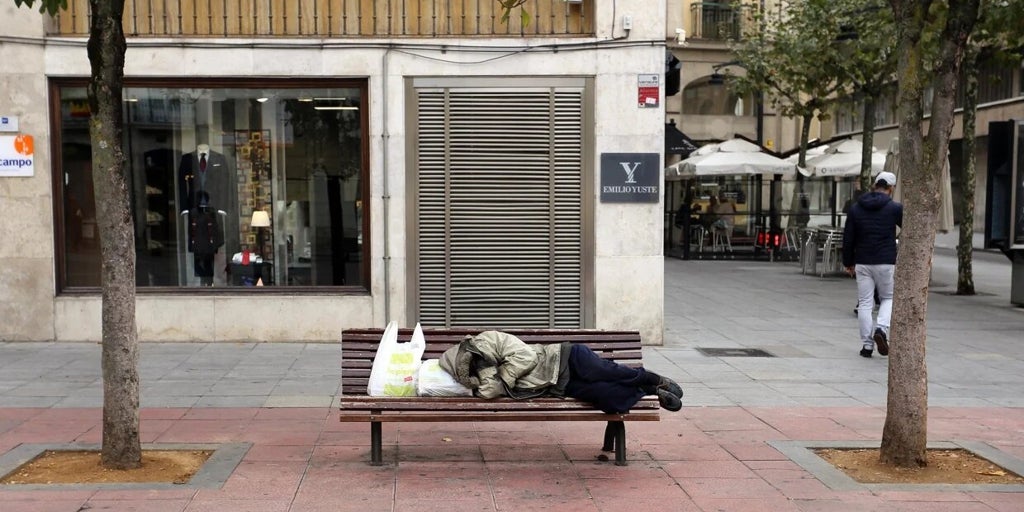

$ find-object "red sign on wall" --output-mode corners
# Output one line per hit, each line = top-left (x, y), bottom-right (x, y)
(638, 74), (660, 108)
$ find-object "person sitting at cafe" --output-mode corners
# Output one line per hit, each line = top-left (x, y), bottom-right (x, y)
(703, 196), (720, 230)
(710, 193), (736, 234)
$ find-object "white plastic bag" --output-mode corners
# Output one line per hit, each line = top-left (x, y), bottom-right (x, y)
(367, 322), (426, 397)
(416, 359), (474, 397)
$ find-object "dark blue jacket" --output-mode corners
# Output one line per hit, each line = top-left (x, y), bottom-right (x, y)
(842, 191), (903, 267)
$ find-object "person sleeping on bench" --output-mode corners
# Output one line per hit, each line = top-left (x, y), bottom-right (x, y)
(438, 330), (684, 413)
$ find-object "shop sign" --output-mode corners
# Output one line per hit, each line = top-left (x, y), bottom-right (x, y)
(0, 135), (34, 177)
(600, 152), (659, 203)
(638, 74), (659, 108)
(0, 116), (18, 132)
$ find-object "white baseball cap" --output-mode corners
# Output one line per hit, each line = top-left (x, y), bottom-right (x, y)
(875, 171), (897, 187)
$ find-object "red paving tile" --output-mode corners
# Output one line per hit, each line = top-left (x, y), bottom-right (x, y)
(1, 406), (1022, 511)
(495, 497), (601, 512)
(480, 444), (569, 462)
(243, 444), (314, 462)
(182, 498), (291, 512)
(3, 500), (106, 512)
(661, 459), (759, 478)
(970, 491), (1024, 512)
(396, 476), (491, 500)
(692, 496), (805, 512)
(252, 408), (330, 421)
(592, 497), (702, 512)
(719, 441), (790, 461)
(394, 498), (495, 512)
(675, 476), (787, 500)
(288, 498), (394, 512)
(89, 488), (197, 501)
(82, 499), (190, 512)
(571, 460), (666, 479)
(396, 461), (488, 479)
(181, 408), (260, 421)
(640, 442), (736, 461)
(582, 476), (688, 500)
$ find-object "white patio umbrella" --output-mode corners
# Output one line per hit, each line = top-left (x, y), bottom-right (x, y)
(883, 138), (955, 233)
(805, 139), (887, 178)
(664, 138), (797, 180)
(785, 144), (828, 177)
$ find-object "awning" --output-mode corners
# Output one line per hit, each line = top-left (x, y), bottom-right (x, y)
(665, 121), (698, 157)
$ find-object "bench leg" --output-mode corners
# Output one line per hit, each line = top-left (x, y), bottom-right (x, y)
(602, 421), (616, 452)
(601, 421), (628, 466)
(370, 421), (383, 466)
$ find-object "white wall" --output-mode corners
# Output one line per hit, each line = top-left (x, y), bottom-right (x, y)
(0, 6), (55, 341)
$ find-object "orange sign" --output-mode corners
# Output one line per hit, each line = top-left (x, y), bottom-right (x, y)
(14, 135), (33, 156)
(1, 135), (35, 177)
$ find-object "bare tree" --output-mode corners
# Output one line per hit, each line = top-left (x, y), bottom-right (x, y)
(882, 0), (980, 467)
(15, 0), (140, 469)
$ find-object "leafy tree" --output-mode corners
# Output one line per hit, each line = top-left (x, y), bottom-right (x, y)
(728, 0), (850, 167)
(831, 1), (899, 190)
(956, 0), (1024, 295)
(15, 0), (139, 469)
(883, 0), (980, 467)
(727, 0), (863, 229)
(496, 0), (531, 27)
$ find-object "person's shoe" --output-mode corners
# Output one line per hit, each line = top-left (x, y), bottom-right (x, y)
(873, 328), (889, 356)
(860, 347), (873, 358)
(656, 375), (684, 399)
(656, 388), (682, 412)
(642, 373), (683, 399)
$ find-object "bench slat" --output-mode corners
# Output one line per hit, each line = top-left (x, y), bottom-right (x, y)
(340, 397), (659, 411)
(339, 411), (661, 422)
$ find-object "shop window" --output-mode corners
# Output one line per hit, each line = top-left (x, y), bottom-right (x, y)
(54, 81), (368, 290)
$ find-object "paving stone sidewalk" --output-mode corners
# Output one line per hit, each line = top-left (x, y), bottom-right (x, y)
(1, 239), (1022, 511)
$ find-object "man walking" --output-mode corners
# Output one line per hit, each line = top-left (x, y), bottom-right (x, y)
(843, 171), (903, 358)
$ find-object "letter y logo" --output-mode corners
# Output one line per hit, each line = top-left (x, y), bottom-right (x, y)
(619, 161), (640, 184)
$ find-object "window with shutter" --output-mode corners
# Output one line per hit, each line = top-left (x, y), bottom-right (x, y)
(410, 80), (590, 328)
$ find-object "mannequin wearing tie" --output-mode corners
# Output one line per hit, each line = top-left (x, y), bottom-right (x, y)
(178, 143), (238, 285)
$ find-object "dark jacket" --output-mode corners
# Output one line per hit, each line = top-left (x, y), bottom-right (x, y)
(842, 191), (903, 267)
(178, 149), (239, 256)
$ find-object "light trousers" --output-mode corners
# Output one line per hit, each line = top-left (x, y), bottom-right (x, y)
(855, 264), (894, 346)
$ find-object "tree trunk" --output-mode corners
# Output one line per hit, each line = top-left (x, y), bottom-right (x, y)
(860, 96), (877, 192)
(882, 0), (979, 468)
(788, 113), (813, 228)
(88, 0), (140, 470)
(957, 45), (978, 295)
(797, 113), (813, 168)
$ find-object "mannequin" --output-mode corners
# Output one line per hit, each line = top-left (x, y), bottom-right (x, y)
(178, 143), (238, 285)
(188, 191), (225, 285)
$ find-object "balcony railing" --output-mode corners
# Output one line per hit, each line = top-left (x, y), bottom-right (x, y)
(689, 2), (752, 41)
(49, 0), (595, 37)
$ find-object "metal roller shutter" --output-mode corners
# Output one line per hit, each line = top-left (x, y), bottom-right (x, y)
(414, 85), (584, 328)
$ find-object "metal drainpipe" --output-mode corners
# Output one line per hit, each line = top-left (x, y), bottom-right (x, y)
(381, 47), (393, 323)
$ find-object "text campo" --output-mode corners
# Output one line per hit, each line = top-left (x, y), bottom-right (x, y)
(0, 158), (32, 167)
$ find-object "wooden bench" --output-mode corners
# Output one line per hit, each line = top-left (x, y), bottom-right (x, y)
(340, 328), (660, 466)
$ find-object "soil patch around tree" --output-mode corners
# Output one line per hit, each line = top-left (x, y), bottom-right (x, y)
(0, 450), (212, 485)
(815, 448), (1024, 485)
